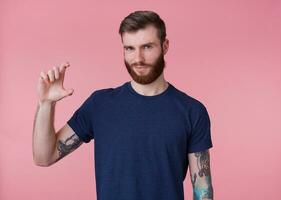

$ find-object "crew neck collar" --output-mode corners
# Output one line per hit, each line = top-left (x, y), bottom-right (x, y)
(125, 81), (173, 99)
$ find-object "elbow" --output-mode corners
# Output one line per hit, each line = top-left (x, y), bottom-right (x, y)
(32, 149), (54, 167)
(33, 156), (52, 167)
(33, 160), (51, 167)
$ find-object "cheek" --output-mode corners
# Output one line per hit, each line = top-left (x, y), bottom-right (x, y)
(124, 53), (133, 63)
(145, 52), (160, 62)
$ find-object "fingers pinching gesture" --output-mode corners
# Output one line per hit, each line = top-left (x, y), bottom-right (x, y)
(37, 62), (74, 105)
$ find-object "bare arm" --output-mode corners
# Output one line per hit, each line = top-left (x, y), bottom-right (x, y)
(49, 123), (83, 165)
(32, 101), (57, 166)
(32, 62), (78, 167)
(188, 149), (214, 200)
(32, 101), (83, 166)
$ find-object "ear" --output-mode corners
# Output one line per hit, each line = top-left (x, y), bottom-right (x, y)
(162, 39), (169, 55)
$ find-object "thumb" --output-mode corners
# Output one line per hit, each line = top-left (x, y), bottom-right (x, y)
(63, 88), (74, 97)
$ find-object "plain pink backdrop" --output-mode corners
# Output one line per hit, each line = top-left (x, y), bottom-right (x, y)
(1, 0), (281, 199)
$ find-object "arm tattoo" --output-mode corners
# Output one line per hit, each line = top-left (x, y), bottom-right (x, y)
(191, 171), (197, 186)
(193, 185), (213, 200)
(192, 150), (214, 200)
(55, 133), (83, 162)
(195, 151), (211, 177)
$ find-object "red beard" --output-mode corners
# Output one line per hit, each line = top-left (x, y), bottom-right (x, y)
(124, 51), (166, 85)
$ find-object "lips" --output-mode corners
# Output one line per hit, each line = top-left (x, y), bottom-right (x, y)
(135, 66), (148, 69)
(134, 66), (148, 73)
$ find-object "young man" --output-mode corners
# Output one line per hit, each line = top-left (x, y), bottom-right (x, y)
(33, 10), (214, 200)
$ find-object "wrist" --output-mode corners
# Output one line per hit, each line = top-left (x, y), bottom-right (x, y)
(38, 100), (56, 107)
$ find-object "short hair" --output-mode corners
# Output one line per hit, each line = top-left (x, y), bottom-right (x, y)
(119, 10), (167, 45)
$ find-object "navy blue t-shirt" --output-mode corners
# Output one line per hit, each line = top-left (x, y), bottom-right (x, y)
(67, 81), (213, 200)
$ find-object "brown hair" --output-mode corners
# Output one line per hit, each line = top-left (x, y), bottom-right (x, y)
(119, 10), (167, 45)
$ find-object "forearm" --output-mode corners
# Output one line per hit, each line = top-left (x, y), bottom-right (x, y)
(32, 101), (57, 166)
(192, 172), (213, 200)
(193, 184), (213, 200)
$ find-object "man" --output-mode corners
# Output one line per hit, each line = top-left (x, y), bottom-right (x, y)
(33, 10), (214, 200)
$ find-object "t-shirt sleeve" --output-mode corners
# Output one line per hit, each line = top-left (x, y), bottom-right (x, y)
(187, 104), (213, 153)
(67, 92), (96, 143)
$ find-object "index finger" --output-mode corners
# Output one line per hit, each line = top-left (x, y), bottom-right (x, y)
(59, 62), (70, 73)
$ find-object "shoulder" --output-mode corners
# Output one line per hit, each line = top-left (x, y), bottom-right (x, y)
(171, 86), (208, 115)
(89, 83), (124, 103)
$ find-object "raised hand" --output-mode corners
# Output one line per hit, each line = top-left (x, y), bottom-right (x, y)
(37, 62), (74, 105)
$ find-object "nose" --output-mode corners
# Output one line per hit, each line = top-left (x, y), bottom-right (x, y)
(134, 49), (144, 64)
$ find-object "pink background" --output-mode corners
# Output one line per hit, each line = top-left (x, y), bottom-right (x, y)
(1, 0), (281, 199)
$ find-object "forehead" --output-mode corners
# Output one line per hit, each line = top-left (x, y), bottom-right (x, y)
(122, 25), (160, 46)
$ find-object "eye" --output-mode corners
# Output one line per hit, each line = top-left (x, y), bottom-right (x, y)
(125, 47), (133, 51)
(144, 45), (152, 49)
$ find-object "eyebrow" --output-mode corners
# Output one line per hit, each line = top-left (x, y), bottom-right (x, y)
(123, 42), (156, 49)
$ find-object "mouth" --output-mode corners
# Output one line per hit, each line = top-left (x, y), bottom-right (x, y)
(134, 65), (148, 68)
(134, 66), (149, 73)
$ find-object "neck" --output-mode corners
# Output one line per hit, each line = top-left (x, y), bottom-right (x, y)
(130, 74), (169, 96)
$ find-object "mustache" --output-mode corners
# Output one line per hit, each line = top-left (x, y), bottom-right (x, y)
(131, 62), (152, 67)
